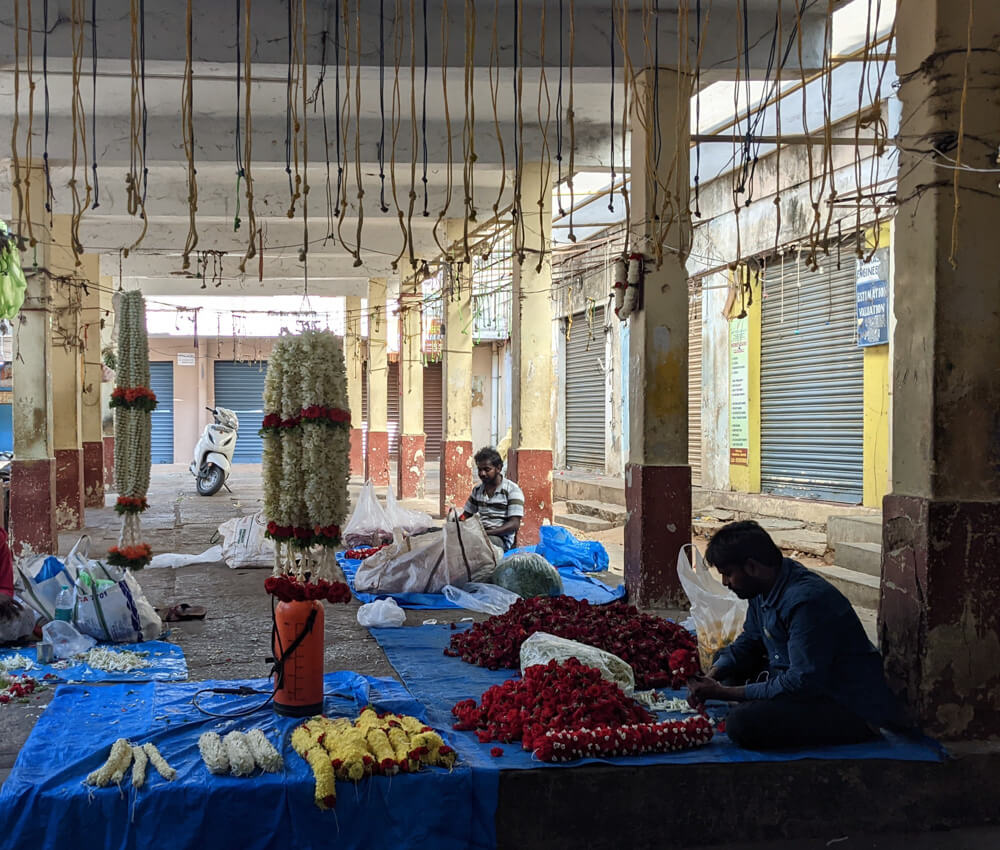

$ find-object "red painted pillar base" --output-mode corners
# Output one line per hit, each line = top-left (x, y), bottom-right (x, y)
(103, 436), (115, 487)
(880, 494), (1000, 739)
(507, 448), (552, 546)
(349, 428), (365, 478)
(82, 441), (105, 508)
(55, 448), (85, 531)
(10, 458), (57, 560)
(366, 430), (390, 486)
(398, 435), (425, 499)
(439, 439), (474, 517)
(624, 463), (691, 608)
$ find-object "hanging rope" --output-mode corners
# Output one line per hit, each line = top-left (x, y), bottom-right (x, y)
(42, 0), (54, 216)
(239, 0), (258, 274)
(513, 0), (526, 264)
(616, 0), (631, 245)
(389, 0), (408, 271)
(536, 0), (553, 273)
(301, 0), (311, 265)
(90, 0), (100, 209)
(406, 0), (419, 270)
(488, 0), (505, 230)
(378, 0), (389, 212)
(462, 0), (477, 261)
(314, 13), (335, 241)
(69, 0), (93, 265)
(431, 0), (455, 260)
(351, 1), (364, 266)
(421, 0), (430, 217)
(139, 0), (149, 202)
(11, 0), (25, 244)
(124, 0), (148, 255)
(949, 0), (974, 269)
(609, 4), (616, 213)
(555, 0), (565, 216)
(234, 0), (245, 231)
(24, 0), (38, 245)
(334, 4), (344, 216)
(181, 0), (199, 269)
(567, 0), (577, 243)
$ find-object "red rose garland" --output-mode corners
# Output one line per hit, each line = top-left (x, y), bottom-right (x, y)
(533, 716), (714, 762)
(264, 574), (352, 604)
(265, 521), (342, 548)
(259, 405), (351, 436)
(110, 386), (158, 412)
(114, 496), (149, 515)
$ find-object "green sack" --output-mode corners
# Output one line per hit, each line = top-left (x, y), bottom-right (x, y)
(492, 552), (563, 598)
(0, 221), (27, 321)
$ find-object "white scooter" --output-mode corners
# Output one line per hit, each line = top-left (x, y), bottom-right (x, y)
(190, 406), (239, 496)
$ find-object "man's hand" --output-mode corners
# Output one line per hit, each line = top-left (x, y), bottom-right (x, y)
(687, 674), (747, 708)
(0, 596), (23, 623)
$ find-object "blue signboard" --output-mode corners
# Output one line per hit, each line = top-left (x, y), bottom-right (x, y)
(856, 248), (890, 347)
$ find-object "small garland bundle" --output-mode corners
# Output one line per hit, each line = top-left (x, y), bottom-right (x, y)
(111, 291), (156, 569)
(262, 330), (351, 581)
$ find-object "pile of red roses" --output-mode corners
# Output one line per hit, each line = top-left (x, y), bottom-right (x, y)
(0, 673), (53, 704)
(259, 405), (351, 436)
(265, 574), (352, 604)
(451, 658), (655, 751)
(266, 521), (341, 548)
(343, 545), (387, 560)
(444, 596), (701, 689)
(110, 386), (158, 411)
(533, 715), (714, 762)
(107, 543), (153, 570)
(114, 496), (149, 515)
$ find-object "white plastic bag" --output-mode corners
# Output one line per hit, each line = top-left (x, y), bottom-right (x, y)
(443, 582), (521, 616)
(15, 536), (85, 620)
(41, 619), (96, 659)
(677, 544), (748, 672)
(218, 513), (274, 569)
(519, 632), (636, 696)
(343, 481), (393, 547)
(148, 546), (224, 569)
(356, 597), (406, 628)
(385, 484), (435, 536)
(74, 557), (162, 644)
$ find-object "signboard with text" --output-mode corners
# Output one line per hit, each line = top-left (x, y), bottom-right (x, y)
(856, 248), (890, 347)
(729, 317), (749, 466)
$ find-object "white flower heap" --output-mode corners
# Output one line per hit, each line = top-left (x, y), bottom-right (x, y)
(109, 291), (155, 569)
(262, 330), (351, 580)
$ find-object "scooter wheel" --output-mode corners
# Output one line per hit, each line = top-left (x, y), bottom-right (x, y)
(196, 463), (225, 496)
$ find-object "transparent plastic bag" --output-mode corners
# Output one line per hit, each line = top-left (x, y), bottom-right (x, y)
(343, 481), (393, 548)
(519, 632), (636, 696)
(41, 620), (97, 659)
(356, 597), (406, 628)
(385, 484), (435, 536)
(442, 582), (521, 616)
(492, 552), (563, 598)
(677, 544), (748, 672)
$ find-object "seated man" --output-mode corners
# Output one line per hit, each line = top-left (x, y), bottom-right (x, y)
(460, 447), (524, 552)
(687, 520), (903, 750)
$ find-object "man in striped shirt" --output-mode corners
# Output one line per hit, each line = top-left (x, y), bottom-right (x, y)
(460, 447), (525, 552)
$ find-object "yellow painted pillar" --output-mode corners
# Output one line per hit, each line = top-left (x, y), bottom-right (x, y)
(624, 67), (692, 607)
(81, 259), (105, 507)
(398, 273), (425, 498)
(344, 295), (365, 477)
(509, 162), (554, 544)
(365, 278), (390, 485)
(99, 277), (115, 487)
(440, 223), (475, 516)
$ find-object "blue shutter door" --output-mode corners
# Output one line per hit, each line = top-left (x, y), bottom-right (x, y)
(148, 361), (174, 463)
(212, 361), (268, 463)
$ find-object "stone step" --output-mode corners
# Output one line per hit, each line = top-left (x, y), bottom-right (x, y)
(552, 513), (614, 533)
(827, 513), (883, 548)
(770, 528), (829, 558)
(552, 472), (626, 508)
(564, 499), (628, 525)
(834, 541), (882, 577)
(810, 564), (880, 609)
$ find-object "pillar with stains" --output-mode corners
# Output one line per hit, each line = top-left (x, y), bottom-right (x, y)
(624, 68), (692, 608)
(880, 0), (1000, 739)
(365, 278), (390, 486)
(344, 295), (365, 477)
(508, 162), (555, 545)
(398, 273), (425, 499)
(100, 275), (115, 487)
(81, 264), (105, 508)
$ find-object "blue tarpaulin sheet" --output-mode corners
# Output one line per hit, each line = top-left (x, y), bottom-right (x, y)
(371, 624), (945, 769)
(0, 641), (188, 682)
(0, 671), (498, 850)
(505, 525), (610, 572)
(337, 552), (625, 610)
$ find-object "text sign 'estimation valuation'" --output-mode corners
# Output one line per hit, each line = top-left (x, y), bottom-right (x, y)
(856, 247), (890, 347)
(729, 318), (749, 466)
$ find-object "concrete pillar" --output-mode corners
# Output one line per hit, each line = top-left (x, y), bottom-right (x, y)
(99, 276), (115, 486)
(344, 295), (365, 477)
(365, 278), (390, 485)
(879, 0), (1000, 739)
(508, 162), (555, 545)
(624, 68), (692, 608)
(440, 229), (475, 517)
(398, 274), (425, 498)
(9, 163), (57, 560)
(81, 261), (105, 508)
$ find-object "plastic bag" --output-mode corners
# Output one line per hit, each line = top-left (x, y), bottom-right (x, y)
(519, 632), (636, 696)
(15, 537), (86, 619)
(73, 553), (162, 643)
(442, 582), (521, 616)
(343, 481), (393, 548)
(41, 620), (97, 660)
(492, 552), (563, 598)
(356, 597), (406, 628)
(677, 544), (748, 672)
(535, 525), (610, 572)
(385, 484), (435, 536)
(218, 513), (274, 569)
(148, 546), (224, 569)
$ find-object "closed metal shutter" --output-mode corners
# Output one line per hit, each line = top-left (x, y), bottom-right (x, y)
(565, 306), (606, 471)
(689, 285), (703, 487)
(423, 362), (443, 461)
(761, 257), (863, 502)
(149, 361), (174, 463)
(361, 361), (369, 457)
(388, 361), (400, 459)
(213, 361), (268, 463)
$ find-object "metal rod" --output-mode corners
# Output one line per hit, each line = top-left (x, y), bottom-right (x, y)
(691, 134), (887, 145)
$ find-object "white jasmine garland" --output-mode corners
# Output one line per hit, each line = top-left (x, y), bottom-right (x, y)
(0, 654), (33, 673)
(142, 743), (176, 781)
(86, 737), (133, 787)
(246, 728), (284, 773)
(223, 731), (257, 777)
(198, 731), (230, 774)
(130, 745), (149, 789)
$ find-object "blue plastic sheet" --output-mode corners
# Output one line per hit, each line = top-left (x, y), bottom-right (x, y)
(337, 552), (624, 610)
(0, 671), (498, 850)
(371, 624), (945, 769)
(505, 525), (610, 572)
(0, 640), (188, 682)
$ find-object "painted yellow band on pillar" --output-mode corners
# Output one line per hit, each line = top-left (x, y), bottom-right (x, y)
(81, 261), (104, 445)
(366, 278), (389, 432)
(344, 295), (364, 425)
(443, 221), (473, 444)
(399, 275), (424, 437)
(48, 216), (84, 453)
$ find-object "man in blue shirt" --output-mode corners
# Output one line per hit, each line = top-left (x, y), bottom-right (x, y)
(687, 520), (904, 750)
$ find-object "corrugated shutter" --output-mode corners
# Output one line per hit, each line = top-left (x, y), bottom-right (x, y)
(388, 361), (400, 459)
(149, 361), (174, 463)
(689, 284), (703, 487)
(423, 363), (443, 462)
(565, 306), (606, 471)
(213, 361), (268, 463)
(361, 360), (369, 457)
(761, 257), (863, 502)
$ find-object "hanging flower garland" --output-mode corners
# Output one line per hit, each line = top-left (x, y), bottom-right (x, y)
(111, 291), (155, 569)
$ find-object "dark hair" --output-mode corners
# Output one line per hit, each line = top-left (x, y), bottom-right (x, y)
(474, 446), (503, 469)
(705, 520), (782, 570)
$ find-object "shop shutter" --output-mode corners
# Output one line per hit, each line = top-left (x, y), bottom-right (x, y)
(689, 285), (703, 487)
(760, 257), (864, 502)
(565, 306), (606, 471)
(423, 362), (443, 462)
(212, 361), (268, 463)
(148, 361), (174, 464)
(361, 361), (369, 457)
(388, 361), (400, 459)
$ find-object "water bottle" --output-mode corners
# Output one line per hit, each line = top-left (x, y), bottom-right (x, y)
(54, 585), (74, 622)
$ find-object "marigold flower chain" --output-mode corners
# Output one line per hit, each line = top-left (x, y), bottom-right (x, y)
(533, 715), (715, 762)
(107, 543), (153, 570)
(445, 596), (702, 689)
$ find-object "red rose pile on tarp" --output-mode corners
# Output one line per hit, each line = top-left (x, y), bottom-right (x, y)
(444, 596), (701, 689)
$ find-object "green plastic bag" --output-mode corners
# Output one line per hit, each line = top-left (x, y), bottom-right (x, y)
(0, 220), (28, 320)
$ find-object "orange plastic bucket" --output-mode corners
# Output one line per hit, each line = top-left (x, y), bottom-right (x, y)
(272, 599), (325, 716)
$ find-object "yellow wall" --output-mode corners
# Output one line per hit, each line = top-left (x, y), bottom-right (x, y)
(728, 267), (762, 493)
(862, 222), (892, 506)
